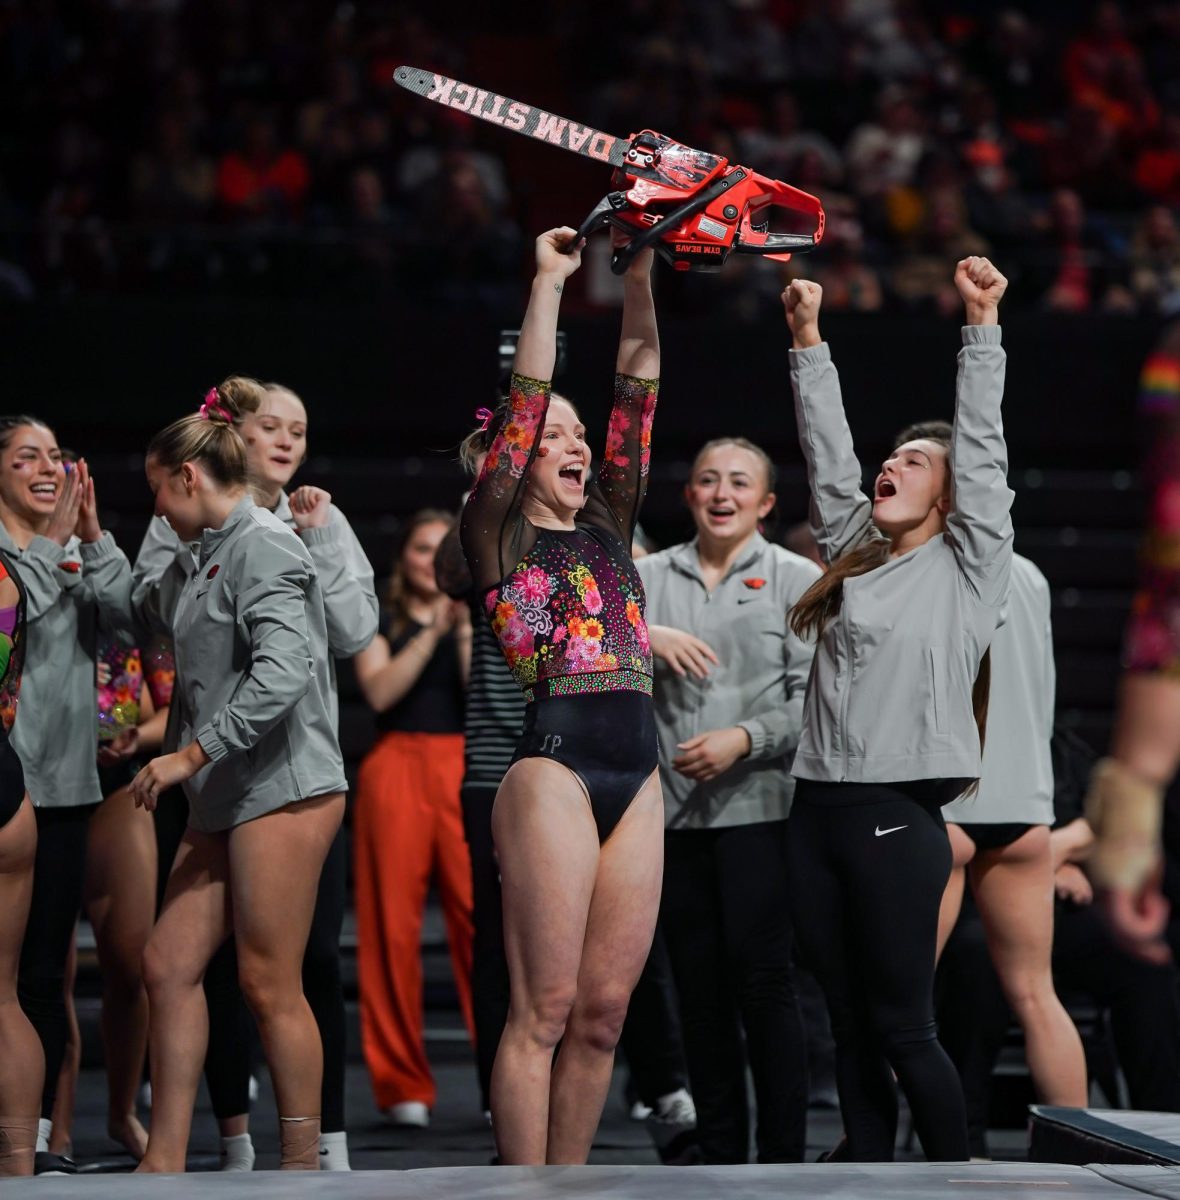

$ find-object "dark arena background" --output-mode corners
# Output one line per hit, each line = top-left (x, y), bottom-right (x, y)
(6, 1), (1180, 1196)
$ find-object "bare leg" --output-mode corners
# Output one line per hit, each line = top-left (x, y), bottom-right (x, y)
(84, 785), (156, 1159)
(970, 826), (1088, 1106)
(0, 799), (42, 1177)
(230, 794), (343, 1168)
(490, 759), (601, 1165)
(136, 829), (232, 1173)
(48, 936), (79, 1156)
(547, 772), (663, 1164)
(936, 825), (977, 960)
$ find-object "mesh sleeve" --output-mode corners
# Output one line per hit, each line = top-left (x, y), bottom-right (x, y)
(459, 373), (549, 593)
(582, 374), (659, 541)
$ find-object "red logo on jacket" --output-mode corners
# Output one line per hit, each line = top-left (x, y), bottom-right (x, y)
(59, 560), (81, 574)
(742, 577), (766, 590)
(206, 564), (220, 579)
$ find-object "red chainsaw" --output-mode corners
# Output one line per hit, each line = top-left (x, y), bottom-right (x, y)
(394, 66), (825, 275)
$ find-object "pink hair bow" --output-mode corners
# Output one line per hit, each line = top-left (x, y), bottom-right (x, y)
(199, 388), (232, 423)
(474, 406), (494, 431)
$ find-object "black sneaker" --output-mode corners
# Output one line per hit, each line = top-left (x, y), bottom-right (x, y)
(35, 1151), (78, 1175)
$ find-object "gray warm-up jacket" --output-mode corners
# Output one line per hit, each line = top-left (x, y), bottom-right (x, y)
(637, 534), (821, 828)
(790, 325), (1014, 785)
(944, 553), (1055, 826)
(133, 496), (347, 831)
(136, 492), (378, 725)
(0, 525), (134, 808)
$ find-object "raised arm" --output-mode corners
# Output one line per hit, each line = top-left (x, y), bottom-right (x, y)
(945, 257), (1014, 608)
(785, 281), (878, 564)
(589, 243), (660, 539)
(459, 228), (582, 591)
(289, 492), (379, 657)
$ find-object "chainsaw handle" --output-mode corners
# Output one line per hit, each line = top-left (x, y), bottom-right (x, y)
(733, 232), (822, 256)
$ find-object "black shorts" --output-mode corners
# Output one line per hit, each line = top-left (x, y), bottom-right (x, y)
(0, 737), (26, 829)
(952, 821), (1043, 852)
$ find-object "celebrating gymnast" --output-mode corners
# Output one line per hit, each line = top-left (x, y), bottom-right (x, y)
(783, 257), (1013, 1162)
(459, 227), (662, 1165)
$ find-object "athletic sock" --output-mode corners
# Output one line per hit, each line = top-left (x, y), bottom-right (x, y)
(36, 1118), (51, 1154)
(318, 1130), (351, 1171)
(219, 1132), (255, 1172)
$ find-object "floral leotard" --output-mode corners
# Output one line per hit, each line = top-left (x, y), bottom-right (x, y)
(461, 372), (658, 703)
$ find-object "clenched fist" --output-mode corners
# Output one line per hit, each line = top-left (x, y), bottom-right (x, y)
(290, 485), (332, 531)
(954, 256), (1007, 325)
(782, 279), (824, 349)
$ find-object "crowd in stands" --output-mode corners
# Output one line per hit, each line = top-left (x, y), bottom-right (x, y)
(3, 0), (1180, 313)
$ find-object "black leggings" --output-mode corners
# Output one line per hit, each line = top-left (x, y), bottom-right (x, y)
(18, 803), (93, 1118)
(787, 782), (968, 1162)
(154, 792), (348, 1132)
(460, 783), (509, 1111)
(662, 821), (806, 1163)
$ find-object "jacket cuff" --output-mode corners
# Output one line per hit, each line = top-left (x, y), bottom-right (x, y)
(299, 524), (340, 548)
(788, 342), (832, 369)
(195, 724), (230, 763)
(79, 531), (121, 563)
(961, 325), (1002, 345)
(26, 534), (83, 588)
(737, 719), (768, 760)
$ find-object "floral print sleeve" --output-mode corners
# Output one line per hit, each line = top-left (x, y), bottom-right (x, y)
(460, 373), (550, 593)
(583, 374), (659, 540)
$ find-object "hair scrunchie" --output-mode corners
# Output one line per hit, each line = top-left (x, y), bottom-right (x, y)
(199, 387), (233, 425)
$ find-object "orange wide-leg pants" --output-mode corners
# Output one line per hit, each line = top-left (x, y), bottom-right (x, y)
(353, 730), (475, 1109)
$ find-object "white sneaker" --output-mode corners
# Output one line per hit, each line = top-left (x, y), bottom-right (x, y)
(653, 1088), (696, 1127)
(629, 1099), (653, 1121)
(385, 1101), (430, 1128)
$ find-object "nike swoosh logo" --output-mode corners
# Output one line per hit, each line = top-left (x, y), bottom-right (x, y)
(875, 825), (908, 837)
(737, 596), (761, 604)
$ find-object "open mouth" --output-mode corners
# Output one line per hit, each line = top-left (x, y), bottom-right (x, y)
(559, 464), (584, 487)
(707, 506), (736, 520)
(30, 483), (57, 501)
(876, 478), (897, 499)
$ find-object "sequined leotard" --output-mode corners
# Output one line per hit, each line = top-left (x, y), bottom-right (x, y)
(461, 372), (659, 840)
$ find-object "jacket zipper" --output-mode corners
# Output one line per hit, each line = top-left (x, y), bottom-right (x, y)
(839, 606), (852, 782)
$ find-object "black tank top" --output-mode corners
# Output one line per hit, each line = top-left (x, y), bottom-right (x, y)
(374, 621), (465, 735)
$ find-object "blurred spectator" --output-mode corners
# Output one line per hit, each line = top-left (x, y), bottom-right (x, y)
(1135, 110), (1180, 207)
(797, 226), (883, 313)
(890, 189), (989, 316)
(700, 0), (790, 86)
(131, 110), (215, 222)
(216, 111), (310, 223)
(739, 92), (843, 184)
(403, 155), (522, 310)
(1027, 188), (1127, 313)
(845, 85), (928, 200)
(1129, 206), (1180, 316)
